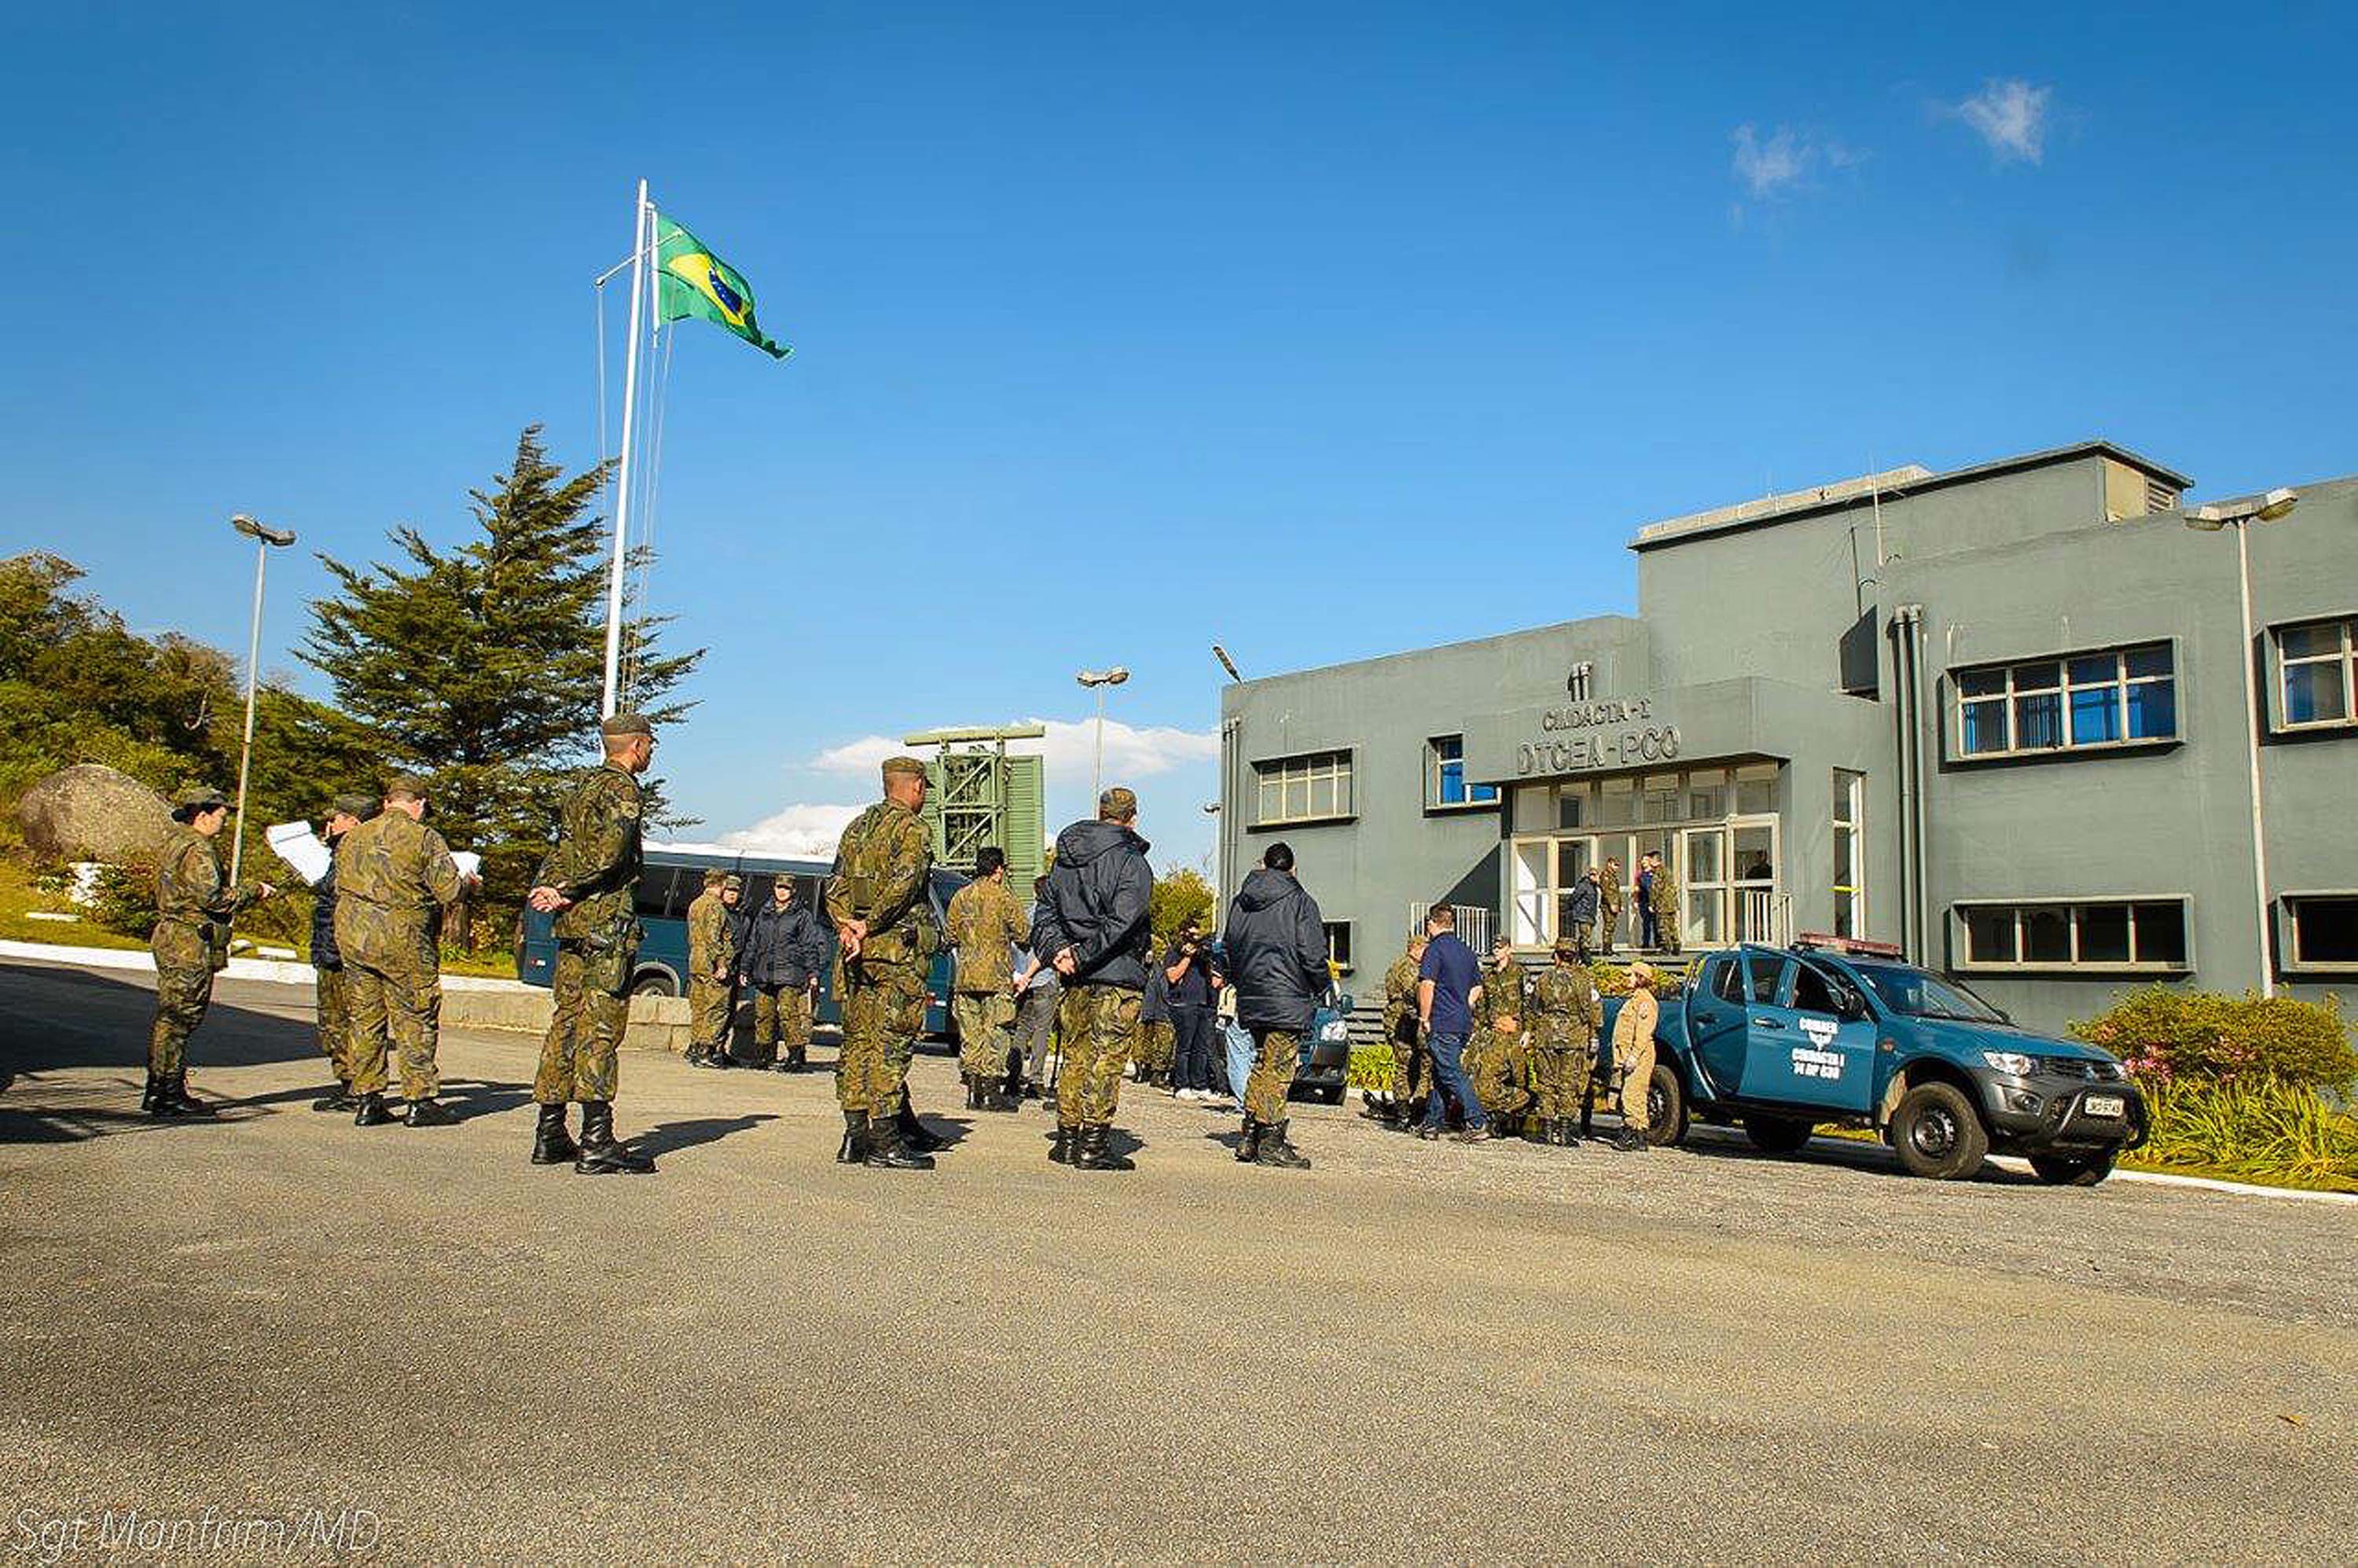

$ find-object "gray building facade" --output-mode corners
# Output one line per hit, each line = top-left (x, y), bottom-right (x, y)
(1214, 440), (2358, 1035)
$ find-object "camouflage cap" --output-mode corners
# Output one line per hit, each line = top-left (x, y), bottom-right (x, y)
(601, 711), (655, 738)
(1552, 935), (1583, 959)
(1099, 786), (1138, 818)
(383, 772), (432, 800)
(329, 792), (376, 820)
(703, 868), (728, 887)
(722, 874), (744, 892)
(880, 755), (927, 782)
(171, 783), (230, 812)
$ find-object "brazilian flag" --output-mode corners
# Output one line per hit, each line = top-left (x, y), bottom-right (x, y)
(652, 213), (792, 361)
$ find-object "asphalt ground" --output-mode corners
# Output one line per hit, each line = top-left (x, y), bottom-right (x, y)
(2, 955), (2352, 1566)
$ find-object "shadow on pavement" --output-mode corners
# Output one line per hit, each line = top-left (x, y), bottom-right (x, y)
(634, 1112), (780, 1159)
(1666, 1123), (2042, 1187)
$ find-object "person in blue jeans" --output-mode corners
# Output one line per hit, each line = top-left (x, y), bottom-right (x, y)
(1414, 906), (1491, 1144)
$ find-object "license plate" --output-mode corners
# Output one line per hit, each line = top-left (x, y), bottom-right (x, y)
(2084, 1094), (2126, 1118)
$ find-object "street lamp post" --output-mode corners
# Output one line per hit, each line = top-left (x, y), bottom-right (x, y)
(2187, 487), (2298, 998)
(1074, 666), (1129, 802)
(228, 515), (297, 886)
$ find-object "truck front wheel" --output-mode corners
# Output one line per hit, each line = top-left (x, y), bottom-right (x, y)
(2029, 1152), (2117, 1187)
(1890, 1081), (1989, 1180)
(1645, 1063), (1688, 1147)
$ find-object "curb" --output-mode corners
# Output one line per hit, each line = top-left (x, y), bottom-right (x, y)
(0, 937), (535, 993)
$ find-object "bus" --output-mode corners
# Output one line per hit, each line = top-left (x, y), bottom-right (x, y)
(516, 845), (969, 1041)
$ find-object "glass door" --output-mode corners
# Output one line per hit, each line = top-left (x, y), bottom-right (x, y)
(1732, 818), (1780, 942)
(1680, 826), (1727, 947)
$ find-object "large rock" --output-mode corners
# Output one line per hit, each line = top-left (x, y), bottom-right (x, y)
(16, 765), (172, 862)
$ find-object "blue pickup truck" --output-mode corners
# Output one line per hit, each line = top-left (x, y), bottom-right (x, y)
(1600, 937), (2148, 1185)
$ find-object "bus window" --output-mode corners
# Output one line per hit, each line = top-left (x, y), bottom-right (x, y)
(634, 867), (680, 921)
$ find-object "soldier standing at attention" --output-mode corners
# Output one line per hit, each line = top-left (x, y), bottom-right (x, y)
(1464, 936), (1531, 1139)
(336, 775), (475, 1128)
(1598, 857), (1624, 957)
(683, 870), (740, 1069)
(307, 792), (377, 1113)
(826, 755), (938, 1170)
(736, 876), (822, 1074)
(1650, 850), (1683, 956)
(946, 846), (1030, 1112)
(1610, 962), (1661, 1151)
(1035, 787), (1154, 1171)
(1218, 841), (1326, 1170)
(1372, 930), (1427, 1126)
(144, 784), (275, 1116)
(1529, 936), (1602, 1146)
(527, 712), (659, 1175)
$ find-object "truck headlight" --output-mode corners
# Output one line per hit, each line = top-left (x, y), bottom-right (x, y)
(1981, 1050), (2037, 1077)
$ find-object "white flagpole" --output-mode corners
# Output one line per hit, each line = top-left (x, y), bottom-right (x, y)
(601, 178), (651, 718)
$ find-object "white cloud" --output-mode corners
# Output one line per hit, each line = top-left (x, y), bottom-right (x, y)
(1732, 123), (1810, 200)
(810, 716), (1219, 784)
(703, 802), (866, 861)
(1956, 79), (2051, 164)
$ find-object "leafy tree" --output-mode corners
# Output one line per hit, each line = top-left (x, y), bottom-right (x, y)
(1151, 866), (1216, 942)
(299, 426), (701, 914)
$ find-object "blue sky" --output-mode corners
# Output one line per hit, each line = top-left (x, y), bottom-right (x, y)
(4, 2), (2352, 873)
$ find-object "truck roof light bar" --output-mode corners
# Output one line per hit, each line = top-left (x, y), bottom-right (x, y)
(1794, 932), (1906, 958)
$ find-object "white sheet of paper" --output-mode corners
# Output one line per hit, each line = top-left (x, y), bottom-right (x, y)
(265, 821), (333, 887)
(451, 850), (483, 881)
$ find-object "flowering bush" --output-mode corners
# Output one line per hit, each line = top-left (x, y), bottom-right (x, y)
(2070, 986), (2355, 1094)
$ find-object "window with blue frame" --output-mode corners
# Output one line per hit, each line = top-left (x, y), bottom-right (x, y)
(1953, 643), (2176, 758)
(1427, 736), (1498, 808)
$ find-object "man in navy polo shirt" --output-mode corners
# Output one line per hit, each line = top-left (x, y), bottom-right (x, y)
(1414, 905), (1489, 1143)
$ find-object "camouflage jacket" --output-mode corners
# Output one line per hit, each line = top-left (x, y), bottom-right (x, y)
(151, 824), (259, 973)
(1380, 952), (1421, 1043)
(687, 890), (737, 975)
(332, 811), (463, 968)
(537, 762), (644, 941)
(1530, 961), (1600, 1051)
(1599, 874), (1624, 916)
(826, 799), (934, 967)
(945, 876), (1029, 993)
(1651, 864), (1681, 917)
(1475, 957), (1527, 1032)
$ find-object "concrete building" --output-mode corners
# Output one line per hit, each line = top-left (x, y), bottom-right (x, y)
(1213, 440), (2357, 1034)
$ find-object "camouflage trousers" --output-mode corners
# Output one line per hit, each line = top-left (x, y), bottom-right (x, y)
(688, 973), (735, 1050)
(1243, 1027), (1298, 1125)
(953, 990), (1017, 1083)
(1532, 1042), (1595, 1120)
(1599, 905), (1619, 953)
(1615, 1026), (1657, 1132)
(750, 984), (813, 1052)
(1388, 1025), (1425, 1107)
(1654, 905), (1681, 955)
(346, 956), (443, 1100)
(534, 946), (626, 1105)
(1465, 1031), (1533, 1118)
(1056, 983), (1138, 1127)
(149, 962), (216, 1076)
(836, 960), (924, 1117)
(314, 965), (354, 1084)
(1138, 1020), (1176, 1077)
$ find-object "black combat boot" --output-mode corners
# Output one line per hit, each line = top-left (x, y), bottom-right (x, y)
(141, 1072), (174, 1117)
(1254, 1118), (1311, 1170)
(837, 1111), (869, 1164)
(531, 1103), (578, 1166)
(684, 1044), (710, 1067)
(862, 1117), (935, 1171)
(783, 1046), (806, 1074)
(1236, 1117), (1262, 1163)
(1613, 1127), (1647, 1153)
(1003, 1060), (1024, 1101)
(403, 1096), (457, 1128)
(1074, 1123), (1134, 1171)
(160, 1072), (215, 1115)
(312, 1081), (358, 1113)
(1049, 1123), (1078, 1165)
(353, 1091), (395, 1126)
(574, 1101), (656, 1174)
(964, 1073), (982, 1111)
(896, 1099), (946, 1154)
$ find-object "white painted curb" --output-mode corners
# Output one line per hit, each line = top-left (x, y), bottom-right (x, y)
(0, 938), (535, 992)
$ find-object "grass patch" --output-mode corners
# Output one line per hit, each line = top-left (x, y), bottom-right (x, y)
(0, 859), (147, 952)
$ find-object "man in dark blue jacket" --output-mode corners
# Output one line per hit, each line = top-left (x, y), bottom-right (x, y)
(1219, 841), (1327, 1170)
(1034, 787), (1153, 1171)
(735, 879), (825, 1072)
(308, 793), (376, 1112)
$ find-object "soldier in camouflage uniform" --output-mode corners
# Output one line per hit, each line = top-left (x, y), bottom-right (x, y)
(1369, 931), (1427, 1126)
(1598, 857), (1623, 957)
(1529, 936), (1603, 1146)
(1463, 937), (1532, 1136)
(335, 775), (474, 1128)
(683, 870), (740, 1068)
(144, 784), (275, 1116)
(307, 792), (377, 1113)
(526, 712), (659, 1175)
(1649, 850), (1683, 956)
(946, 846), (1029, 1112)
(826, 756), (939, 1170)
(1036, 788), (1154, 1172)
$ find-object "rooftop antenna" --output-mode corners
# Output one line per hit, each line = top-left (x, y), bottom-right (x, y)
(1869, 458), (1888, 567)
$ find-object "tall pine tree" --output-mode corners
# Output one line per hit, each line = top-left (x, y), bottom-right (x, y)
(301, 427), (700, 913)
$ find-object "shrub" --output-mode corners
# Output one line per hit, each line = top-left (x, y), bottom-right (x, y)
(2071, 986), (2356, 1094)
(1346, 1044), (1395, 1092)
(2127, 1076), (2358, 1191)
(87, 857), (158, 941)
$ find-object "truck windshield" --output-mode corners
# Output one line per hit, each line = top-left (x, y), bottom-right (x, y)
(1849, 961), (2007, 1024)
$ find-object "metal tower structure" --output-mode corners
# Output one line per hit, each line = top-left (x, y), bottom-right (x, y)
(902, 723), (1049, 883)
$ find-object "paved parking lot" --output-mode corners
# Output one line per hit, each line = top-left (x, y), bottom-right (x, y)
(3, 956), (2352, 1563)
